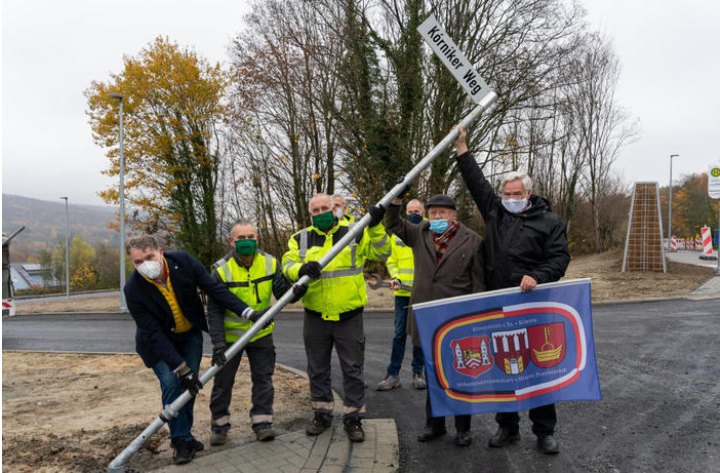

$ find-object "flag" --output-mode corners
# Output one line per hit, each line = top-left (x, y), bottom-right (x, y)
(413, 279), (601, 417)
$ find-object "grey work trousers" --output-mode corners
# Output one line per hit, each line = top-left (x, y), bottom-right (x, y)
(209, 333), (275, 433)
(303, 310), (365, 419)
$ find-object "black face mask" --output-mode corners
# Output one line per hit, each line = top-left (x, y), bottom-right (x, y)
(406, 213), (423, 224)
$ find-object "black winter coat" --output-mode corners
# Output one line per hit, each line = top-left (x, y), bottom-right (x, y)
(455, 151), (570, 290)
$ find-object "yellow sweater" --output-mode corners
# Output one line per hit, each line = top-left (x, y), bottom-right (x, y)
(146, 259), (193, 333)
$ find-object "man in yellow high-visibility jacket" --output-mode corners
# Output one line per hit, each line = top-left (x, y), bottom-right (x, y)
(282, 193), (390, 443)
(207, 219), (306, 446)
(376, 199), (427, 391)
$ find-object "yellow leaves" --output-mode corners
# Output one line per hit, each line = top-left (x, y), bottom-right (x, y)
(312, 173), (320, 180)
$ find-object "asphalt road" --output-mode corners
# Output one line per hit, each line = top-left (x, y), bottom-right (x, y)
(3, 299), (719, 472)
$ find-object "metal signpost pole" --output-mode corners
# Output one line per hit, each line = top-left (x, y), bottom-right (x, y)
(668, 154), (679, 251)
(108, 93), (127, 313)
(708, 165), (720, 275)
(60, 197), (70, 299)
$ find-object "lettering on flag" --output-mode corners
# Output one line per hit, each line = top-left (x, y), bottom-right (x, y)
(414, 279), (601, 417)
(418, 15), (491, 103)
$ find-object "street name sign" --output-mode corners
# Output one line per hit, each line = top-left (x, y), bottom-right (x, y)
(709, 167), (720, 199)
(418, 15), (491, 103)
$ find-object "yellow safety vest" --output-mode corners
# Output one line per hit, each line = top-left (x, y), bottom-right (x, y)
(282, 219), (391, 321)
(387, 235), (414, 298)
(213, 251), (276, 343)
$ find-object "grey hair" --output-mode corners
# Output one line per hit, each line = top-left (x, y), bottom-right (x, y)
(229, 219), (256, 235)
(125, 234), (159, 255)
(501, 171), (533, 193)
(309, 193), (332, 212)
(331, 194), (346, 205)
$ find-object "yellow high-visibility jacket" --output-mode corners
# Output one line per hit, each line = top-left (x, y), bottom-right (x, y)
(387, 235), (415, 298)
(282, 219), (391, 321)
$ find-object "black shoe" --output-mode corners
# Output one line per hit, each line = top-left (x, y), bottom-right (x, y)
(417, 427), (447, 442)
(172, 440), (194, 465)
(455, 430), (472, 447)
(344, 417), (365, 443)
(186, 438), (204, 453)
(306, 412), (333, 436)
(537, 435), (560, 454)
(488, 427), (520, 448)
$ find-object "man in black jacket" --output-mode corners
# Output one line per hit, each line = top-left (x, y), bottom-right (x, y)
(124, 234), (251, 465)
(453, 126), (570, 454)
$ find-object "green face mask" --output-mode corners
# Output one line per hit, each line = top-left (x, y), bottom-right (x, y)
(312, 210), (336, 231)
(234, 239), (257, 257)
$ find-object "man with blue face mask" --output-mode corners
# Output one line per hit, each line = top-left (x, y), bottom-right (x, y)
(453, 126), (570, 455)
(385, 193), (485, 447)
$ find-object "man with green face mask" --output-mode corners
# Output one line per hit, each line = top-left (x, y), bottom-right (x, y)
(282, 193), (391, 443)
(207, 219), (307, 446)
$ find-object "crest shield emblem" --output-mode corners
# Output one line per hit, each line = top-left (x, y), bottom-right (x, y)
(528, 322), (566, 368)
(492, 329), (530, 375)
(450, 336), (494, 377)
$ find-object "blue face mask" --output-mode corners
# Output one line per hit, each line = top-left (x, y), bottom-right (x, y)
(429, 219), (449, 235)
(406, 213), (423, 224)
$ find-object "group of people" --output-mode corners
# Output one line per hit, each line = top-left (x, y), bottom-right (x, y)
(123, 126), (570, 465)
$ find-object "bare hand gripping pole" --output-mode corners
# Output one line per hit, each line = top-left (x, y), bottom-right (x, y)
(107, 91), (496, 472)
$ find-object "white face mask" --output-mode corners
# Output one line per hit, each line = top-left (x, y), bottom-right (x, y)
(137, 260), (163, 279)
(502, 198), (528, 214)
(334, 208), (344, 219)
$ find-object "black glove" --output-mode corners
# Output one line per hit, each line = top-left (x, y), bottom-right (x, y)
(298, 261), (322, 280)
(249, 307), (270, 324)
(291, 282), (308, 303)
(212, 346), (227, 367)
(395, 175), (411, 197)
(178, 365), (203, 395)
(368, 204), (386, 227)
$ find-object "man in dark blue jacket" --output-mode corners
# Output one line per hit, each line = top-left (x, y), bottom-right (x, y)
(124, 234), (250, 465)
(453, 127), (570, 455)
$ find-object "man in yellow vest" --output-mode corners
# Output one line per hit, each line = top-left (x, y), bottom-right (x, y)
(282, 193), (390, 443)
(376, 199), (427, 391)
(207, 219), (307, 445)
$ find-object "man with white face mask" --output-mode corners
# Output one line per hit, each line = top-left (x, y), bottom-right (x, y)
(453, 126), (570, 455)
(332, 194), (354, 223)
(123, 234), (251, 465)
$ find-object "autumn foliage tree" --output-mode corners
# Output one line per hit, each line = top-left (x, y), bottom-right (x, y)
(85, 37), (230, 264)
(672, 173), (720, 238)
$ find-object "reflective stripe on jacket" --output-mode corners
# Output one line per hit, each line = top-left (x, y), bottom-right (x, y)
(213, 250), (276, 343)
(387, 235), (414, 297)
(281, 219), (391, 320)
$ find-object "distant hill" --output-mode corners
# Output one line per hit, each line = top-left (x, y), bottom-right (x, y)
(2, 193), (119, 262)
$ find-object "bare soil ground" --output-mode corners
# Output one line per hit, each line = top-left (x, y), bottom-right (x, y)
(2, 353), (312, 473)
(4, 250), (715, 472)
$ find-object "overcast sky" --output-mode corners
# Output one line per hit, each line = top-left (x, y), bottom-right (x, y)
(2, 0), (719, 207)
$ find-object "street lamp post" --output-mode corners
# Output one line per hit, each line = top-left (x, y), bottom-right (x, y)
(108, 93), (127, 313)
(60, 197), (70, 299)
(668, 154), (680, 251)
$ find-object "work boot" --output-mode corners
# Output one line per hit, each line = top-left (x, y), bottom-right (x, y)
(171, 440), (193, 465)
(256, 427), (276, 442)
(417, 426), (447, 442)
(412, 372), (427, 390)
(537, 435), (560, 454)
(186, 438), (204, 453)
(455, 430), (472, 447)
(376, 375), (401, 391)
(343, 417), (365, 443)
(488, 427), (520, 448)
(209, 430), (227, 446)
(306, 412), (333, 436)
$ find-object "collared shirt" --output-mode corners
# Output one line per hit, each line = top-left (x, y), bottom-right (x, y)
(145, 259), (194, 333)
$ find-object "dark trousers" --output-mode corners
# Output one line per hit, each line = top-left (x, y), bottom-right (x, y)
(426, 389), (471, 432)
(495, 403), (557, 436)
(151, 329), (203, 442)
(210, 334), (275, 433)
(303, 310), (365, 419)
(387, 296), (425, 376)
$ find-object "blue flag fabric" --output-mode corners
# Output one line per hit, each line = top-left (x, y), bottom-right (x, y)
(412, 279), (601, 417)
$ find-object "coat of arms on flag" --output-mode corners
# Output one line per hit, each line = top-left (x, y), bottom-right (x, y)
(413, 279), (601, 417)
